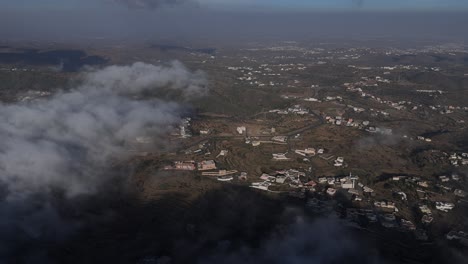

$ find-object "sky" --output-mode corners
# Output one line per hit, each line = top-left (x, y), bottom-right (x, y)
(0, 0), (467, 43)
(2, 0), (468, 11)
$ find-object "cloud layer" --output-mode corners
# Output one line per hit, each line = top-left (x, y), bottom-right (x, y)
(0, 61), (206, 261)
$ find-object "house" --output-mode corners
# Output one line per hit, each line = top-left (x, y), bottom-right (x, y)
(273, 153), (290, 161)
(341, 179), (355, 189)
(239, 172), (248, 181)
(334, 157), (344, 167)
(436, 202), (455, 212)
(295, 148), (316, 157)
(260, 173), (271, 181)
(400, 219), (416, 230)
(439, 175), (450, 182)
(272, 136), (288, 143)
(417, 181), (429, 188)
(374, 201), (396, 210)
(275, 175), (288, 184)
(237, 126), (246, 134)
(251, 181), (271, 191)
(217, 150), (228, 158)
(198, 160), (217, 171)
(454, 189), (467, 198)
(202, 170), (238, 176)
(305, 180), (317, 187)
(170, 161), (196, 171)
(422, 215), (433, 224)
(419, 205), (432, 214)
(326, 188), (337, 196)
(200, 130), (210, 135)
(217, 176), (234, 182)
(318, 177), (328, 184)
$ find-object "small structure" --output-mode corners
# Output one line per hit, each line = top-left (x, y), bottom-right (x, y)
(217, 176), (234, 182)
(165, 161), (196, 171)
(439, 175), (450, 182)
(422, 215), (433, 224)
(374, 201), (396, 211)
(200, 129), (210, 135)
(272, 136), (288, 143)
(202, 170), (238, 176)
(251, 181), (272, 191)
(237, 126), (246, 134)
(318, 177), (327, 184)
(435, 202), (455, 212)
(238, 172), (248, 181)
(334, 157), (344, 167)
(326, 188), (337, 196)
(273, 153), (290, 161)
(454, 189), (467, 198)
(252, 141), (261, 147)
(198, 160), (217, 171)
(419, 205), (432, 214)
(400, 219), (416, 230)
(295, 148), (316, 157)
(216, 150), (228, 158)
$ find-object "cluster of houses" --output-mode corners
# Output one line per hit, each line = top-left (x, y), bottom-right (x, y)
(449, 152), (468, 166)
(344, 81), (467, 117)
(325, 115), (370, 128)
(317, 174), (375, 200)
(164, 159), (217, 171)
(251, 169), (306, 191)
(294, 147), (324, 157)
(325, 115), (394, 137)
(164, 159), (249, 182)
(343, 83), (415, 114)
(226, 61), (307, 88)
(19, 90), (51, 102)
(349, 202), (417, 230)
(269, 105), (309, 115)
(326, 115), (354, 126)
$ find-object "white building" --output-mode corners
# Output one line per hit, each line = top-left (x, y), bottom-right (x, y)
(237, 126), (246, 134)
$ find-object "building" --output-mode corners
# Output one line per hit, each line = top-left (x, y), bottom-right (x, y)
(422, 215), (433, 224)
(239, 172), (248, 181)
(272, 136), (288, 143)
(170, 161), (196, 171)
(273, 153), (290, 161)
(435, 202), (455, 212)
(334, 157), (344, 167)
(326, 188), (337, 196)
(419, 205), (432, 214)
(202, 170), (237, 176)
(198, 160), (217, 171)
(294, 148), (316, 157)
(454, 189), (467, 198)
(237, 126), (246, 134)
(341, 180), (354, 189)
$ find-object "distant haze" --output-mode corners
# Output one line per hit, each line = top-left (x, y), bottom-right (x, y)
(0, 2), (467, 43)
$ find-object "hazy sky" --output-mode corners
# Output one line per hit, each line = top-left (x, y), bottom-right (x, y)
(2, 0), (468, 11)
(1, 0), (467, 43)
